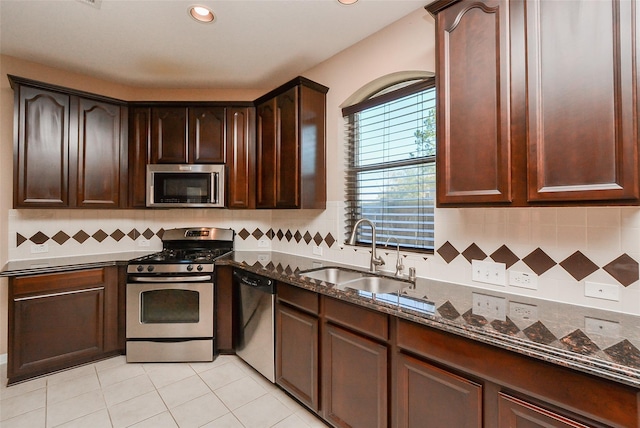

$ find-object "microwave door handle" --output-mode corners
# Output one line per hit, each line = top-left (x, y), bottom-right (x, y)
(213, 172), (218, 204)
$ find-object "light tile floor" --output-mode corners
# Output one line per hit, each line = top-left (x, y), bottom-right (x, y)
(0, 355), (328, 428)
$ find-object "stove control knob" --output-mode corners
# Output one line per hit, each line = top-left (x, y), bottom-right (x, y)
(187, 264), (194, 272)
(147, 265), (154, 272)
(197, 265), (204, 271)
(136, 265), (144, 272)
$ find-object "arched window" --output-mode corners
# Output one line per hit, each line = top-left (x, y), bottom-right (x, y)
(343, 77), (435, 251)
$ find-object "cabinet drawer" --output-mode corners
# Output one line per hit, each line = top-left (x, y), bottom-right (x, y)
(277, 282), (319, 315)
(12, 268), (106, 297)
(323, 297), (388, 342)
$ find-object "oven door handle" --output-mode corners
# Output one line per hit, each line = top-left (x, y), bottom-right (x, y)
(129, 275), (212, 283)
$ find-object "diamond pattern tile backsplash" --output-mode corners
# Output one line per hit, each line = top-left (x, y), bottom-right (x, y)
(437, 240), (638, 287)
(8, 204), (640, 315)
(14, 225), (639, 288)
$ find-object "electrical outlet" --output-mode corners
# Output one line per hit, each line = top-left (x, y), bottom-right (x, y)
(584, 281), (619, 301)
(257, 254), (270, 263)
(509, 270), (538, 290)
(472, 292), (506, 321)
(585, 316), (620, 337)
(509, 301), (538, 320)
(258, 239), (269, 248)
(138, 239), (150, 247)
(313, 245), (323, 256)
(472, 260), (506, 286)
(30, 243), (49, 254)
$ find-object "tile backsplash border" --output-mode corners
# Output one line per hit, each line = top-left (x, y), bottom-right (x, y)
(7, 204), (640, 316)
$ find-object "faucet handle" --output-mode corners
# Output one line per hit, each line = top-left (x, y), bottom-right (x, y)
(373, 255), (385, 266)
(396, 258), (404, 276)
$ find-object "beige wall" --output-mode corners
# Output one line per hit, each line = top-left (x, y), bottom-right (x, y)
(303, 8), (436, 201)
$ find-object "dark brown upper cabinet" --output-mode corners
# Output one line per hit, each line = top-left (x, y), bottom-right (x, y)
(10, 76), (127, 209)
(150, 106), (225, 164)
(428, 0), (639, 206)
(255, 77), (328, 209)
(14, 85), (70, 208)
(76, 98), (127, 208)
(226, 107), (256, 209)
(128, 107), (151, 208)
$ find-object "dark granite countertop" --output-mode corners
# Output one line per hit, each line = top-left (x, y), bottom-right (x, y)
(220, 251), (640, 389)
(0, 251), (156, 277)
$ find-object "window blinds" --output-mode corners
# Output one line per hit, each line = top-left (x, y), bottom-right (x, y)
(344, 79), (436, 251)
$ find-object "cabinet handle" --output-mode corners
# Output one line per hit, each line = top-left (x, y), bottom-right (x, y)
(14, 286), (104, 301)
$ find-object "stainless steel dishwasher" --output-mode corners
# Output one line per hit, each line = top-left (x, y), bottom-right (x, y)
(233, 269), (276, 382)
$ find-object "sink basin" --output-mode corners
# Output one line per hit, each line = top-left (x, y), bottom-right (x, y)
(301, 267), (365, 284)
(339, 276), (407, 294)
(301, 266), (411, 295)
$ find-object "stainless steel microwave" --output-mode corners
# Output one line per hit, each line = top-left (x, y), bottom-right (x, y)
(146, 164), (225, 208)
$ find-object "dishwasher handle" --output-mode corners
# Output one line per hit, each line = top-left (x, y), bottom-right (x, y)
(233, 270), (275, 293)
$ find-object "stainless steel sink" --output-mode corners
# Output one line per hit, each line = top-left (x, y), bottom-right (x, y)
(301, 267), (364, 284)
(301, 267), (410, 294)
(339, 276), (407, 294)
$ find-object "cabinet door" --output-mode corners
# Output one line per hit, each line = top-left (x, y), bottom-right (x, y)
(129, 107), (150, 208)
(226, 107), (256, 209)
(7, 267), (119, 384)
(15, 86), (70, 207)
(498, 393), (590, 428)
(275, 87), (300, 208)
(151, 107), (188, 163)
(322, 323), (387, 428)
(435, 0), (512, 205)
(76, 98), (124, 208)
(256, 99), (277, 208)
(276, 302), (319, 412)
(189, 106), (226, 163)
(526, 0), (638, 202)
(395, 352), (482, 428)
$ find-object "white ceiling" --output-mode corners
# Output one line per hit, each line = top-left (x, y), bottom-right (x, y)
(0, 0), (429, 90)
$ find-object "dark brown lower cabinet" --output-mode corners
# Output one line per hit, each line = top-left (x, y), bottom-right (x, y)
(271, 283), (640, 428)
(7, 267), (120, 384)
(276, 301), (319, 411)
(395, 352), (482, 428)
(396, 318), (639, 428)
(322, 323), (388, 428)
(498, 393), (590, 428)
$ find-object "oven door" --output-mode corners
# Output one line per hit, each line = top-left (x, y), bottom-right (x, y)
(126, 281), (214, 339)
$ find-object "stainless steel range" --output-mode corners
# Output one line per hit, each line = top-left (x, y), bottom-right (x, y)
(126, 227), (234, 363)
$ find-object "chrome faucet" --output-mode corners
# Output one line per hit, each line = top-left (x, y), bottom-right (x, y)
(347, 219), (385, 273)
(385, 237), (404, 277)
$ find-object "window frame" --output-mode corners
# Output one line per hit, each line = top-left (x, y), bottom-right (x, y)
(342, 77), (436, 253)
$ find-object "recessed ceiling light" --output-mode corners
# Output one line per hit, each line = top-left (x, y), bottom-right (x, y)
(189, 5), (215, 23)
(338, 0), (358, 4)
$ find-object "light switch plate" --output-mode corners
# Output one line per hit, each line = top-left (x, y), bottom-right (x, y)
(584, 281), (619, 301)
(509, 270), (538, 290)
(472, 260), (506, 286)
